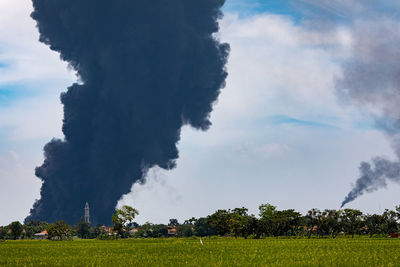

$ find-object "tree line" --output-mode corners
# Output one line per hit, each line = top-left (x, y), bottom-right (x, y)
(1, 204), (400, 240)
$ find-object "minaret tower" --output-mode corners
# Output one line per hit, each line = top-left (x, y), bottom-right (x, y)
(84, 202), (90, 224)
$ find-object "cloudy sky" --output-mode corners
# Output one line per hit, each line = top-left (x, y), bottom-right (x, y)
(1, 0), (399, 225)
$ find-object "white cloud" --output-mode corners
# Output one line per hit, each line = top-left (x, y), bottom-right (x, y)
(0, 0), (74, 225)
(119, 13), (396, 224)
(0, 148), (42, 224)
(0, 0), (76, 143)
(214, 14), (354, 124)
(0, 92), (65, 141)
(0, 0), (75, 85)
(0, 2), (397, 225)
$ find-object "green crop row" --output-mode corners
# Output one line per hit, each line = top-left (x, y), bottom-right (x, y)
(1, 237), (400, 266)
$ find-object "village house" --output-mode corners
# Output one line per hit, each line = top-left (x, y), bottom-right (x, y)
(129, 228), (138, 236)
(101, 225), (114, 235)
(34, 230), (48, 240)
(167, 226), (177, 236)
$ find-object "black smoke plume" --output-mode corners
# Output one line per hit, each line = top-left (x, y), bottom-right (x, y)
(341, 158), (400, 207)
(25, 0), (229, 225)
(335, 2), (400, 207)
(294, 0), (400, 207)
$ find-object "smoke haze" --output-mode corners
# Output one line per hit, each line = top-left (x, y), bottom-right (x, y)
(25, 0), (229, 225)
(296, 0), (400, 206)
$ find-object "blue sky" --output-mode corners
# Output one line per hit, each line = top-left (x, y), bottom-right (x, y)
(265, 115), (339, 129)
(0, 84), (36, 106)
(223, 0), (300, 17)
(222, 0), (348, 22)
(0, 0), (399, 225)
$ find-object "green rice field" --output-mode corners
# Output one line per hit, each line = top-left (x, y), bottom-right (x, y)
(1, 237), (400, 266)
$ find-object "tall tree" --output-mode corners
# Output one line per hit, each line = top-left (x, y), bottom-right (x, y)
(194, 217), (215, 237)
(9, 221), (23, 240)
(169, 219), (179, 226)
(381, 209), (398, 235)
(305, 209), (324, 238)
(341, 209), (363, 238)
(364, 214), (383, 237)
(112, 205), (139, 237)
(228, 208), (249, 238)
(47, 221), (71, 240)
(270, 209), (301, 237)
(0, 226), (6, 240)
(207, 210), (231, 236)
(258, 204), (277, 237)
(77, 218), (91, 239)
(111, 214), (124, 236)
(115, 205), (139, 229)
(395, 206), (400, 221)
(323, 210), (342, 238)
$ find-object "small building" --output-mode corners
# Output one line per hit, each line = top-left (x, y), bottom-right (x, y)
(168, 226), (177, 236)
(34, 230), (48, 240)
(101, 225), (114, 235)
(306, 225), (318, 232)
(390, 233), (399, 238)
(129, 228), (138, 235)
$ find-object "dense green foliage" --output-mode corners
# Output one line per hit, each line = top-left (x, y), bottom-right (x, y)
(77, 220), (90, 239)
(24, 220), (48, 239)
(47, 221), (72, 240)
(8, 221), (23, 240)
(1, 238), (400, 266)
(2, 204), (400, 240)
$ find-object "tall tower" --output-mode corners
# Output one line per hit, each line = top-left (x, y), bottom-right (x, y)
(84, 202), (90, 224)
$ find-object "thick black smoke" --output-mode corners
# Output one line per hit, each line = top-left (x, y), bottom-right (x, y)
(25, 0), (229, 225)
(294, 0), (400, 207)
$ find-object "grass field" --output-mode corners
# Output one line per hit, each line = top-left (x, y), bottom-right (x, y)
(1, 237), (400, 266)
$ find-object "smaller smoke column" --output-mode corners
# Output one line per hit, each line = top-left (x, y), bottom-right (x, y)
(293, 0), (400, 206)
(341, 158), (400, 207)
(337, 11), (400, 206)
(290, 0), (400, 207)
